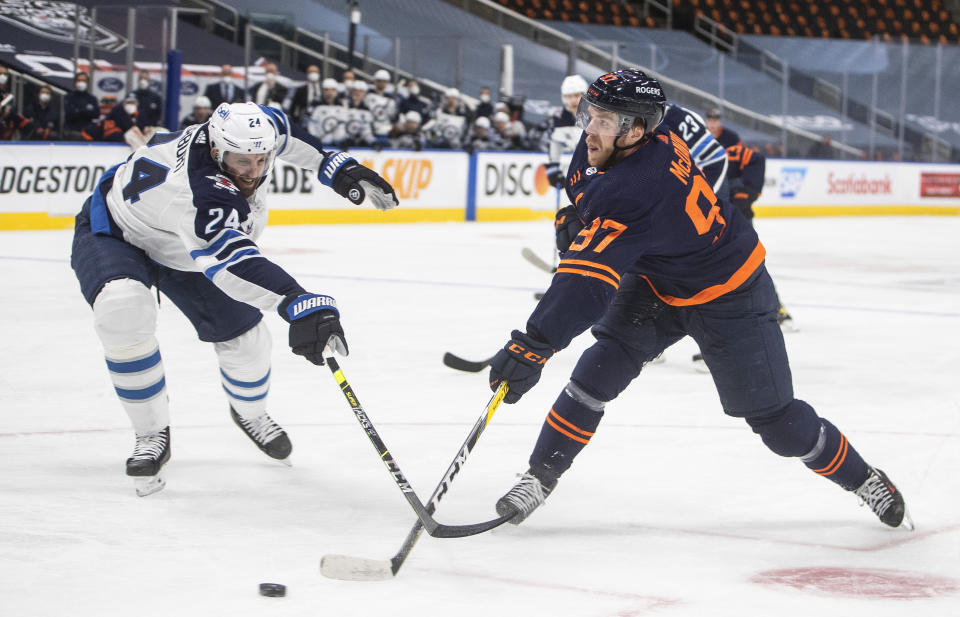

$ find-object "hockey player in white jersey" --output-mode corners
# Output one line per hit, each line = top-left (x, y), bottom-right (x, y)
(70, 101), (399, 496)
(542, 74), (588, 188)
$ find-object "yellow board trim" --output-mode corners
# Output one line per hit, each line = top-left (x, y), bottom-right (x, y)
(2, 204), (959, 231)
(267, 208), (465, 225)
(474, 208), (556, 222)
(0, 213), (76, 230)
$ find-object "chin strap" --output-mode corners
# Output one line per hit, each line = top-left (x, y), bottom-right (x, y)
(598, 129), (654, 170)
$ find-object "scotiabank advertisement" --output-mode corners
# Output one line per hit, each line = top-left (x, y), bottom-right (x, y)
(758, 159), (960, 212)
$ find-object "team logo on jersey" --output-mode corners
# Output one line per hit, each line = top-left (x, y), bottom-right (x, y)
(585, 167), (598, 176)
(206, 174), (239, 194)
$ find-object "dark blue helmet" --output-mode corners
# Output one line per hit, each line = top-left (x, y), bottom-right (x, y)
(577, 69), (667, 136)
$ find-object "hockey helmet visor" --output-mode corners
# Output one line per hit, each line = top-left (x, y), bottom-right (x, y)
(576, 97), (637, 137)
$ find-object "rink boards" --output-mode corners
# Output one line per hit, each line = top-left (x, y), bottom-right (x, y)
(1, 142), (958, 230)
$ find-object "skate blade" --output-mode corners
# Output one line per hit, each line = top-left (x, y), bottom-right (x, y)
(900, 507), (916, 531)
(779, 319), (799, 333)
(277, 457), (292, 467)
(320, 554), (394, 581)
(692, 359), (711, 374)
(133, 474), (165, 497)
(646, 355), (666, 366)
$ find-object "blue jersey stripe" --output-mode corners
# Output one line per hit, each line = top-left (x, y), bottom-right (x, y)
(89, 163), (122, 235)
(190, 229), (243, 259)
(203, 248), (261, 279)
(215, 238), (257, 262)
(258, 105), (290, 154)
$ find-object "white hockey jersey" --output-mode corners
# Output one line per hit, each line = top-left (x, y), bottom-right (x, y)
(93, 106), (331, 311)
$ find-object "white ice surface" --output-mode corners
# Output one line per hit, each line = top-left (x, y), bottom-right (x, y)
(1, 216), (958, 616)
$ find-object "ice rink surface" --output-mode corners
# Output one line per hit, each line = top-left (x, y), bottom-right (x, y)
(1, 215), (958, 616)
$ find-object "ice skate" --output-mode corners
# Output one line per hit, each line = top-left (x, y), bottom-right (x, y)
(126, 427), (170, 497)
(230, 407), (292, 464)
(853, 467), (914, 530)
(496, 468), (557, 525)
(691, 352), (710, 373)
(777, 304), (797, 332)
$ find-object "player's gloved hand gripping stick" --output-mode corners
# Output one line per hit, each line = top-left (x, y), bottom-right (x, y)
(488, 330), (554, 404)
(320, 151), (399, 211)
(324, 357), (513, 540)
(278, 294), (347, 365)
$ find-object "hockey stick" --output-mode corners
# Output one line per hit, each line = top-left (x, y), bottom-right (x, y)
(321, 381), (510, 581)
(326, 358), (512, 540)
(442, 352), (492, 373)
(521, 247), (556, 274)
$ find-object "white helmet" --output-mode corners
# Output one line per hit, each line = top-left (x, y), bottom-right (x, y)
(208, 102), (278, 183)
(561, 74), (588, 96)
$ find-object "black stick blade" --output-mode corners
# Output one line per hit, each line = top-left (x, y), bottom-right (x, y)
(442, 352), (491, 373)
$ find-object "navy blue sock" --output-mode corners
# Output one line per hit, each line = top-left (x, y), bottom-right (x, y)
(802, 418), (870, 490)
(529, 389), (604, 484)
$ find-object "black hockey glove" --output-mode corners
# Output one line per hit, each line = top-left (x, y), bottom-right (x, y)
(488, 330), (554, 404)
(278, 294), (349, 366)
(555, 205), (584, 254)
(544, 161), (564, 188)
(730, 190), (758, 222)
(319, 151), (399, 211)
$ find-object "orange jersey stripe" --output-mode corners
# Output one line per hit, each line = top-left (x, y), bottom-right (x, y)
(556, 267), (620, 289)
(545, 415), (591, 445)
(642, 240), (766, 306)
(549, 409), (595, 438)
(558, 258), (621, 282)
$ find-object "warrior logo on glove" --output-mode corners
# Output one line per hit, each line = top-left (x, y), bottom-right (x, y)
(319, 151), (399, 211)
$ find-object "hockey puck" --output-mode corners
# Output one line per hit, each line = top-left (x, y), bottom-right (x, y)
(259, 583), (286, 597)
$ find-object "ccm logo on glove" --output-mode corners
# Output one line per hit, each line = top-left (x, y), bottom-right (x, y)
(507, 343), (549, 365)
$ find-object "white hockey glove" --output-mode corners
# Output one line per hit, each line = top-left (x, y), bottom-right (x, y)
(319, 151), (399, 211)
